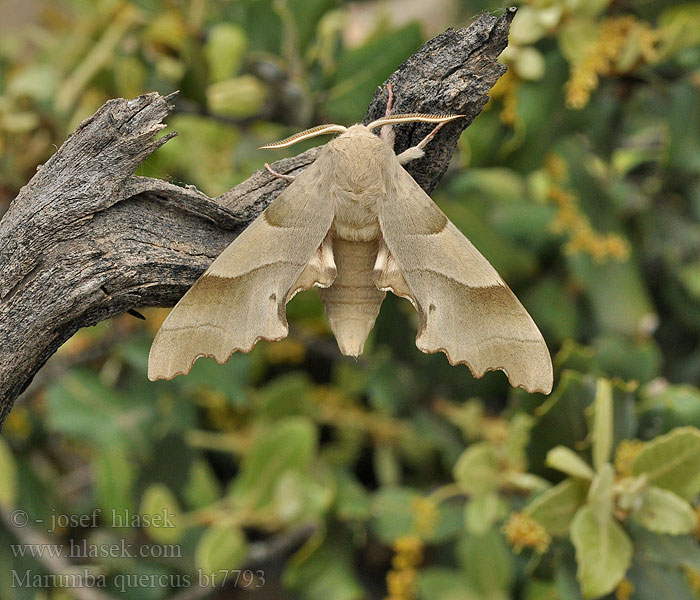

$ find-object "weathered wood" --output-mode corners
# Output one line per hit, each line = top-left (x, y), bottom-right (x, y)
(0, 9), (515, 426)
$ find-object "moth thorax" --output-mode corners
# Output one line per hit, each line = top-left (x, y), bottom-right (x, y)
(331, 191), (381, 242)
(332, 219), (381, 242)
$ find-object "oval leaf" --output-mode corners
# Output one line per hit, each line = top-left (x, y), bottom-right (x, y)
(232, 417), (318, 511)
(570, 505), (632, 599)
(417, 567), (479, 600)
(184, 460), (222, 510)
(139, 484), (182, 544)
(207, 75), (267, 118)
(587, 463), (614, 525)
(525, 479), (588, 537)
(94, 446), (134, 517)
(631, 427), (700, 500)
(632, 486), (698, 535)
(545, 446), (594, 480)
(464, 493), (508, 536)
(592, 378), (613, 470)
(456, 529), (514, 595)
(370, 487), (419, 543)
(196, 522), (248, 583)
(205, 23), (247, 82)
(453, 443), (499, 496)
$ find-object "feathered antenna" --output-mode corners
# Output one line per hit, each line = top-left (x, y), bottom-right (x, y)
(259, 124), (348, 149)
(366, 113), (464, 131)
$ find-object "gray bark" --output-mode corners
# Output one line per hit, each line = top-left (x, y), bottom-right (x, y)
(0, 8), (515, 426)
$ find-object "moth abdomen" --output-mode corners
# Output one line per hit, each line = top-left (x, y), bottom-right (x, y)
(319, 239), (385, 356)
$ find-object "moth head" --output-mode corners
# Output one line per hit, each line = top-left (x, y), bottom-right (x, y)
(258, 113), (464, 150)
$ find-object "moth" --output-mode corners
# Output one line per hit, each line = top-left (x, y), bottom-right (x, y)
(149, 95), (553, 394)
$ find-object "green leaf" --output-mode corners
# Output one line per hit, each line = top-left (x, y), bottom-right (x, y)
(417, 567), (479, 600)
(638, 384), (700, 435)
(464, 493), (508, 536)
(440, 195), (537, 282)
(552, 341), (597, 375)
(207, 74), (267, 118)
(331, 362), (368, 400)
(659, 4), (700, 57)
(284, 528), (364, 600)
(47, 370), (154, 449)
(114, 56), (147, 98)
(545, 447), (594, 480)
(524, 580), (566, 600)
(554, 560), (584, 600)
(505, 412), (535, 471)
(94, 446), (134, 519)
(143, 435), (195, 499)
(587, 463), (615, 526)
(526, 479), (588, 537)
(592, 379), (613, 470)
(288, 0), (337, 52)
(370, 487), (460, 544)
(205, 23), (247, 82)
(610, 382), (639, 450)
(374, 443), (401, 487)
(367, 350), (416, 414)
(629, 526), (700, 600)
(630, 427), (700, 500)
(184, 460), (222, 510)
(429, 500), (465, 545)
(567, 253), (655, 338)
(503, 471), (550, 493)
(7, 64), (59, 102)
(527, 371), (594, 473)
(0, 437), (18, 509)
(370, 487), (419, 543)
(556, 18), (598, 64)
(195, 522), (248, 583)
(514, 47), (546, 81)
(616, 475), (649, 514)
(139, 484), (183, 544)
(594, 335), (662, 384)
(628, 560), (698, 600)
(456, 529), (513, 596)
(333, 469), (371, 521)
(325, 23), (422, 122)
(272, 468), (334, 524)
(450, 168), (527, 204)
(232, 417), (317, 511)
(631, 486), (698, 535)
(629, 522), (700, 570)
(522, 277), (582, 345)
(453, 443), (499, 496)
(255, 372), (316, 420)
(570, 505), (632, 599)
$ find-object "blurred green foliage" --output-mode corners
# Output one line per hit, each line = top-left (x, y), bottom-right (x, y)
(3, 0), (700, 599)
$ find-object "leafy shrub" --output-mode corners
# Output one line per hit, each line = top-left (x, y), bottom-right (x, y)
(2, 1), (700, 599)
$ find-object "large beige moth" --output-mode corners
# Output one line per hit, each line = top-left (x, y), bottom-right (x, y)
(149, 100), (553, 394)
